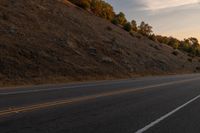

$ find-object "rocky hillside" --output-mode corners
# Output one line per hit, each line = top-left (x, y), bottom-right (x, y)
(0, 0), (200, 86)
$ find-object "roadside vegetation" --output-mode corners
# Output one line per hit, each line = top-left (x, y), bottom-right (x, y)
(68, 0), (200, 57)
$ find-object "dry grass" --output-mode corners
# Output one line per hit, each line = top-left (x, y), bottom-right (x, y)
(0, 0), (200, 87)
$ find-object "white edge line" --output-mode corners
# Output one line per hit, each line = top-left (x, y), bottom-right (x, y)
(0, 80), (135, 95)
(135, 94), (200, 133)
(1, 77), (200, 96)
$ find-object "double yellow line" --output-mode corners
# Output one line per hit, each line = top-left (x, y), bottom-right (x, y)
(1, 77), (200, 117)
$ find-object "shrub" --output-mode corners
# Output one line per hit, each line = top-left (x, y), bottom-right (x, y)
(131, 20), (137, 32)
(69, 0), (91, 9)
(112, 12), (127, 26)
(196, 67), (200, 70)
(80, 1), (90, 9)
(111, 19), (118, 25)
(188, 58), (193, 62)
(123, 22), (132, 32)
(91, 0), (115, 20)
(148, 34), (157, 41)
(172, 51), (179, 56)
(106, 26), (112, 31)
(168, 38), (180, 49)
(138, 21), (153, 37)
(136, 34), (142, 39)
(156, 35), (170, 44)
(154, 45), (160, 50)
(188, 53), (195, 58)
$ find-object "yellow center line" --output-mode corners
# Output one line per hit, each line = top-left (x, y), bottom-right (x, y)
(1, 77), (200, 117)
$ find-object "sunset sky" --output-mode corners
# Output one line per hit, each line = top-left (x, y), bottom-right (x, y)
(105, 0), (200, 41)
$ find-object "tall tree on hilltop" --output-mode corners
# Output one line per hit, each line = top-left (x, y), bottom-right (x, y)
(131, 20), (137, 31)
(69, 0), (91, 9)
(138, 21), (153, 36)
(91, 0), (115, 20)
(112, 12), (127, 26)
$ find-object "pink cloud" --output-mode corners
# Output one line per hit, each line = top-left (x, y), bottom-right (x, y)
(143, 0), (199, 10)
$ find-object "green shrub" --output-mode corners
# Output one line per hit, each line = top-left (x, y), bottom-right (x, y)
(148, 34), (157, 41)
(138, 21), (153, 37)
(168, 38), (180, 49)
(123, 22), (132, 32)
(131, 20), (137, 32)
(69, 0), (91, 9)
(112, 12), (127, 26)
(91, 0), (115, 20)
(80, 1), (90, 9)
(111, 19), (118, 25)
(172, 51), (179, 56)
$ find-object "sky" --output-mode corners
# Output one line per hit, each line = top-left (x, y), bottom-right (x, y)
(105, 0), (200, 41)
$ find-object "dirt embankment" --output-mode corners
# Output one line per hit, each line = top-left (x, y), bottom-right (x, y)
(0, 0), (200, 86)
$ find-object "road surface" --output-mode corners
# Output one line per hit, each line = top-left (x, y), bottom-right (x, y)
(1, 74), (200, 133)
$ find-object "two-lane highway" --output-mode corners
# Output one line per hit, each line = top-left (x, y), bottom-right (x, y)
(1, 74), (200, 133)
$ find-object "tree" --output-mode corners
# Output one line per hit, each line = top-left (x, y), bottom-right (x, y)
(111, 19), (118, 25)
(178, 38), (200, 56)
(138, 21), (153, 36)
(156, 35), (170, 44)
(131, 20), (137, 31)
(148, 34), (157, 42)
(168, 37), (180, 49)
(123, 22), (132, 32)
(112, 12), (127, 26)
(187, 37), (200, 56)
(69, 0), (91, 9)
(188, 37), (199, 47)
(91, 0), (115, 21)
(179, 40), (190, 52)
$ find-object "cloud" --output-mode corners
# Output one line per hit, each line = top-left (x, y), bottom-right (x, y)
(105, 0), (146, 10)
(142, 0), (199, 10)
(106, 0), (200, 12)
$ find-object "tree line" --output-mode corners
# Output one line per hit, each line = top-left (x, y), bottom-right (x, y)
(156, 36), (200, 56)
(68, 0), (200, 56)
(68, 0), (152, 34)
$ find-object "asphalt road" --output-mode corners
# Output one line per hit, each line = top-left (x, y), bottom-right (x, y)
(1, 74), (200, 133)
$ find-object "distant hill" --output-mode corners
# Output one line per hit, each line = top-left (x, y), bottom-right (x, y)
(0, 0), (200, 86)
